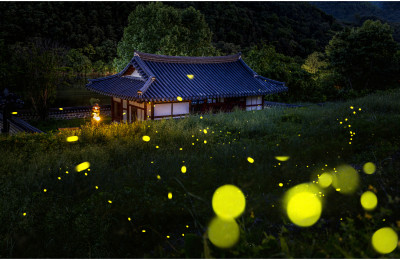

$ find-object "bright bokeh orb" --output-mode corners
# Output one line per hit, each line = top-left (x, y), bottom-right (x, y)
(181, 166), (187, 174)
(66, 136), (78, 142)
(332, 165), (359, 194)
(142, 136), (150, 142)
(360, 191), (378, 211)
(212, 185), (246, 219)
(363, 162), (376, 174)
(287, 192), (322, 227)
(75, 162), (90, 172)
(275, 156), (290, 162)
(208, 217), (240, 248)
(177, 96), (183, 101)
(372, 227), (398, 254)
(318, 173), (333, 188)
(284, 183), (322, 227)
(247, 157), (254, 163)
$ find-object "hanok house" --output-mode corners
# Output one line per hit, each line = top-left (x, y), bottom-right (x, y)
(86, 51), (287, 123)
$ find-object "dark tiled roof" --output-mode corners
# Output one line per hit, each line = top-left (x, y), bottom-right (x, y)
(87, 51), (287, 102)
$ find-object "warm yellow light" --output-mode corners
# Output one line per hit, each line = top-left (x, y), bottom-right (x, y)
(108, 200), (112, 204)
(275, 156), (290, 161)
(142, 136), (150, 142)
(372, 227), (398, 254)
(212, 184), (246, 219)
(284, 183), (322, 227)
(318, 173), (333, 188)
(94, 116), (101, 121)
(168, 192), (173, 199)
(247, 157), (254, 163)
(360, 191), (378, 211)
(204, 129), (208, 134)
(59, 108), (63, 111)
(332, 165), (359, 194)
(177, 96), (183, 101)
(181, 166), (187, 174)
(363, 162), (376, 174)
(11, 112), (17, 115)
(75, 162), (90, 172)
(187, 74), (194, 79)
(66, 136), (79, 142)
(279, 183), (283, 187)
(208, 217), (240, 248)
(43, 189), (47, 192)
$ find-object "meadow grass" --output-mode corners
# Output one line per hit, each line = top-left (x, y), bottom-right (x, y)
(1, 89), (400, 258)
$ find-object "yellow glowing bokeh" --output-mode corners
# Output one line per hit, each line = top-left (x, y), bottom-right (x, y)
(247, 157), (254, 163)
(187, 74), (194, 79)
(318, 173), (333, 188)
(208, 217), (240, 248)
(275, 156), (290, 162)
(181, 166), (187, 174)
(204, 140), (207, 144)
(284, 183), (322, 227)
(204, 129), (208, 134)
(12, 112), (17, 115)
(75, 162), (90, 172)
(168, 192), (173, 199)
(142, 136), (150, 142)
(332, 165), (359, 194)
(363, 162), (376, 174)
(372, 227), (398, 254)
(66, 136), (78, 142)
(360, 191), (378, 211)
(279, 183), (283, 187)
(177, 96), (183, 101)
(287, 192), (322, 227)
(212, 184), (246, 219)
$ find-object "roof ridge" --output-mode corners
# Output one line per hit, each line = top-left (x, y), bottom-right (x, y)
(134, 51), (240, 64)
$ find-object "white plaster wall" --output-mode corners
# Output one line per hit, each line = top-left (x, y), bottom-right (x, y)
(173, 102), (189, 115)
(154, 103), (172, 117)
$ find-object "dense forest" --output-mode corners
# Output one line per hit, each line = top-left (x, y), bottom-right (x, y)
(0, 1), (399, 117)
(311, 1), (400, 42)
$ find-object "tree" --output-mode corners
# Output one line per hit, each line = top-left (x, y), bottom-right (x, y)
(113, 2), (217, 71)
(301, 52), (328, 76)
(245, 44), (323, 102)
(326, 20), (399, 90)
(11, 38), (67, 120)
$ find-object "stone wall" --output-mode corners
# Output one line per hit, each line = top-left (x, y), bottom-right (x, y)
(17, 105), (111, 121)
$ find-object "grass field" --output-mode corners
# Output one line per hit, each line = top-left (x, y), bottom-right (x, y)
(1, 89), (400, 258)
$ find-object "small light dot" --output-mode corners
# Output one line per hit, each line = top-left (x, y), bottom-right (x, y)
(58, 177), (61, 180)
(142, 230), (146, 233)
(168, 192), (172, 199)
(279, 183), (283, 187)
(128, 217), (131, 221)
(108, 200), (112, 204)
(182, 234), (185, 237)
(95, 186), (99, 189)
(23, 212), (26, 216)
(43, 189), (47, 192)
(157, 175), (161, 180)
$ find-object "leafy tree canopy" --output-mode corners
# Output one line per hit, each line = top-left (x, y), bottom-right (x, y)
(326, 20), (399, 90)
(114, 2), (217, 71)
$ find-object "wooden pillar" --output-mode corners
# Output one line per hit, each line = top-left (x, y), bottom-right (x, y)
(151, 101), (154, 120)
(110, 97), (114, 122)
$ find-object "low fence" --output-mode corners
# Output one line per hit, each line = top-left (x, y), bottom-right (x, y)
(17, 105), (111, 121)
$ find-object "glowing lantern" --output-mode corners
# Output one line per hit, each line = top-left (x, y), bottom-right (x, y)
(92, 103), (101, 123)
(187, 74), (194, 79)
